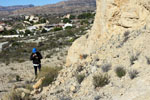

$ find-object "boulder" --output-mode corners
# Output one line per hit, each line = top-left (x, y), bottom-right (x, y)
(33, 77), (45, 89)
(66, 0), (150, 66)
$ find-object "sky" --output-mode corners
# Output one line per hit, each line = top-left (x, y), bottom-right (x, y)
(0, 0), (66, 6)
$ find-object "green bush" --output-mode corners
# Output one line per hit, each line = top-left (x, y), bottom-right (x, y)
(80, 19), (89, 25)
(65, 26), (72, 30)
(78, 12), (94, 19)
(53, 27), (63, 31)
(16, 75), (21, 81)
(76, 74), (85, 84)
(93, 74), (110, 88)
(38, 67), (61, 87)
(70, 15), (76, 19)
(63, 18), (71, 23)
(115, 67), (126, 78)
(41, 28), (47, 33)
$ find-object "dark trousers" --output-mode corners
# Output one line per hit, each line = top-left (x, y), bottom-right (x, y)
(34, 64), (41, 76)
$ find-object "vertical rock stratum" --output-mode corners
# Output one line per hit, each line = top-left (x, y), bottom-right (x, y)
(66, 0), (150, 66)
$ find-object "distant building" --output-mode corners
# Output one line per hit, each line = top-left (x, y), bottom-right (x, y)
(0, 35), (24, 38)
(33, 23), (46, 29)
(63, 23), (73, 29)
(5, 26), (12, 31)
(0, 22), (5, 26)
(27, 26), (37, 31)
(25, 16), (30, 20)
(0, 25), (4, 32)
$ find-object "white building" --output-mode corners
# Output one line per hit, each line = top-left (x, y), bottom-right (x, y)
(27, 26), (37, 31)
(0, 25), (4, 32)
(63, 23), (73, 29)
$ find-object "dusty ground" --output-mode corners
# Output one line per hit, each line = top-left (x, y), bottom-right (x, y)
(0, 46), (68, 99)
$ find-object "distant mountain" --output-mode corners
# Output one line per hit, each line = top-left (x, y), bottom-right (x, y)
(0, 0), (96, 17)
(0, 4), (34, 11)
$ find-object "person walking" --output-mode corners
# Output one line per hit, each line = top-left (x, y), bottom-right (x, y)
(30, 48), (43, 78)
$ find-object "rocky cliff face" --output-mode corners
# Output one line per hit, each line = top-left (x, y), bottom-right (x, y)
(43, 0), (150, 99)
(10, 0), (150, 99)
(66, 0), (150, 66)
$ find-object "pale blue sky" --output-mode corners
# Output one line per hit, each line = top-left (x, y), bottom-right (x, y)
(0, 0), (65, 6)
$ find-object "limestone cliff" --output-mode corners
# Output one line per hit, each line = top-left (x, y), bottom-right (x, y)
(31, 0), (150, 99)
(66, 0), (150, 66)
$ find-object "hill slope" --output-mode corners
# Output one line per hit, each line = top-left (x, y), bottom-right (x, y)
(0, 0), (96, 17)
(0, 5), (34, 11)
(34, 0), (150, 99)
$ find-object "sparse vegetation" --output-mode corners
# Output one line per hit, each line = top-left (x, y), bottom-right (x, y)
(76, 74), (85, 84)
(101, 64), (111, 72)
(78, 12), (95, 19)
(63, 18), (71, 23)
(38, 67), (61, 87)
(53, 27), (63, 31)
(129, 70), (138, 79)
(130, 53), (140, 65)
(115, 67), (126, 78)
(2, 90), (33, 100)
(93, 73), (110, 88)
(16, 75), (21, 81)
(25, 84), (33, 91)
(145, 56), (150, 64)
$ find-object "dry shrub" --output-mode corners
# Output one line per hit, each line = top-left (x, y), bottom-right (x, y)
(38, 67), (61, 87)
(76, 74), (85, 84)
(93, 73), (110, 88)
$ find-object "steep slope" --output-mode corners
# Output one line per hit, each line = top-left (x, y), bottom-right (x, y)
(66, 0), (150, 66)
(33, 0), (150, 100)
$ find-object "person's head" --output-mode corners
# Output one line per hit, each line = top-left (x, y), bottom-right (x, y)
(32, 48), (37, 53)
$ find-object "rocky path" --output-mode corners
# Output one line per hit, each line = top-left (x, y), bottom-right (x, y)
(0, 46), (68, 99)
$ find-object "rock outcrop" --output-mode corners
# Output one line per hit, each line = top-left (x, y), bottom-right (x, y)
(44, 0), (150, 100)
(66, 0), (150, 66)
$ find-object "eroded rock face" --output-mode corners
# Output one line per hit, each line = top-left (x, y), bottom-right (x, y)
(66, 0), (150, 66)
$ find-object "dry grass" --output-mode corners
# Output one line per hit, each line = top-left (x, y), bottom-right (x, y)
(101, 64), (111, 72)
(93, 73), (110, 88)
(2, 89), (33, 100)
(129, 70), (138, 79)
(38, 67), (61, 87)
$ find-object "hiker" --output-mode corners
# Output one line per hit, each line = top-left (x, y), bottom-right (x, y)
(30, 48), (43, 78)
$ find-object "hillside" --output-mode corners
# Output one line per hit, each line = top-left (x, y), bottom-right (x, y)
(0, 0), (96, 17)
(35, 0), (150, 99)
(2, 0), (150, 100)
(0, 5), (34, 11)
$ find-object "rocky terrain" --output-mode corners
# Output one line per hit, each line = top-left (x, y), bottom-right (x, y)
(1, 0), (150, 100)
(39, 0), (150, 99)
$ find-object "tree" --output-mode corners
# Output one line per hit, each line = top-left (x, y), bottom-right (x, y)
(41, 29), (47, 33)
(70, 15), (76, 19)
(24, 30), (32, 36)
(63, 18), (71, 23)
